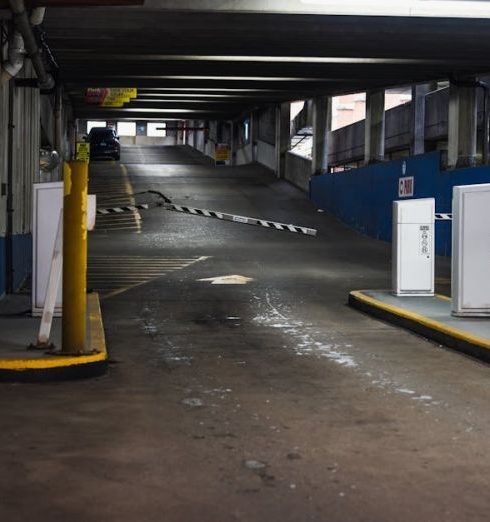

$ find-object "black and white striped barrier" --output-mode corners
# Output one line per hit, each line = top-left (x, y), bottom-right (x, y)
(435, 213), (453, 221)
(97, 204), (151, 215)
(97, 202), (318, 237)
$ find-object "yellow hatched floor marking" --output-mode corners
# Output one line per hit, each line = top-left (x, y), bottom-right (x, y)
(88, 256), (210, 300)
(90, 164), (142, 233)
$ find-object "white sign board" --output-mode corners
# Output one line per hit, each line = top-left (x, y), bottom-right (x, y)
(398, 176), (415, 198)
(32, 182), (64, 316)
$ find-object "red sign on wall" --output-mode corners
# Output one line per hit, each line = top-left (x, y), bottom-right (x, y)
(398, 176), (414, 198)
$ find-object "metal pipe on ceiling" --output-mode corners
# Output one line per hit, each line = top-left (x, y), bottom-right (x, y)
(0, 31), (25, 84)
(8, 0), (54, 90)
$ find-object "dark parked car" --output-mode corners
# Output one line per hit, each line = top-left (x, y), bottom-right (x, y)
(87, 127), (121, 161)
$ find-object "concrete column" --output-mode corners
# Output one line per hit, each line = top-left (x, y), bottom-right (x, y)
(411, 84), (431, 156)
(191, 120), (197, 149)
(364, 89), (385, 165)
(275, 102), (291, 178)
(177, 121), (184, 145)
(251, 111), (259, 163)
(78, 119), (88, 140)
(448, 82), (478, 169)
(230, 121), (237, 166)
(54, 85), (63, 158)
(312, 96), (331, 175)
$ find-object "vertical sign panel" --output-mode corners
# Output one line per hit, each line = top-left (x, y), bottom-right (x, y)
(32, 182), (64, 316)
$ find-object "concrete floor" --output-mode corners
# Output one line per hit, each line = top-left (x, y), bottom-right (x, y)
(1, 145), (490, 521)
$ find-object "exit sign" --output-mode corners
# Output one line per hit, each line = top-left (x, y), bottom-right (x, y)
(399, 176), (414, 198)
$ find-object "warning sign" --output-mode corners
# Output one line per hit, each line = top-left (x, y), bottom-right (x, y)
(76, 142), (91, 163)
(215, 143), (231, 166)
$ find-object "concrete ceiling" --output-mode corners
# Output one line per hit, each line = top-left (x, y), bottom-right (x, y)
(40, 2), (490, 120)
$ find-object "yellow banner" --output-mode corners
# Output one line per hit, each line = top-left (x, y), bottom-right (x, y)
(94, 88), (138, 107)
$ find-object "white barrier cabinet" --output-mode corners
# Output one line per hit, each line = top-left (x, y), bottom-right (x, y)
(33, 184), (97, 317)
(393, 198), (435, 297)
(452, 184), (490, 317)
(32, 182), (64, 316)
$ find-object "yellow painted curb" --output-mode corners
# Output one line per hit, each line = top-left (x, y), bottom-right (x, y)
(0, 293), (107, 372)
(350, 290), (490, 352)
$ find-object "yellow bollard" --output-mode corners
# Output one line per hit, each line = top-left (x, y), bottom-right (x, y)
(62, 161), (88, 354)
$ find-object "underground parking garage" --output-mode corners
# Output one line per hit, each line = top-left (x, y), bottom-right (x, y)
(1, 1), (490, 521)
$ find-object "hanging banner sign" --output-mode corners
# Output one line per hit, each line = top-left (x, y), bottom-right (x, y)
(85, 88), (137, 108)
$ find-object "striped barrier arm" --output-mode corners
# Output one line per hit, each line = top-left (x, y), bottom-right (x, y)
(96, 204), (151, 215)
(435, 213), (453, 221)
(97, 202), (318, 237)
(165, 204), (318, 236)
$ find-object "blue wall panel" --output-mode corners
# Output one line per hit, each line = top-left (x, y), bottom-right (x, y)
(12, 233), (32, 291)
(0, 233), (32, 298)
(0, 236), (5, 298)
(310, 152), (490, 257)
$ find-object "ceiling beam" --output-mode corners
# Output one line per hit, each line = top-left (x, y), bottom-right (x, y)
(75, 109), (237, 120)
(31, 0), (490, 19)
(0, 0), (142, 7)
(58, 61), (465, 80)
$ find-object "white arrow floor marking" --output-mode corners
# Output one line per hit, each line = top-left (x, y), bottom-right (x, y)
(198, 275), (255, 285)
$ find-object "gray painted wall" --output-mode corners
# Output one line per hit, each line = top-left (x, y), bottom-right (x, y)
(285, 152), (312, 192)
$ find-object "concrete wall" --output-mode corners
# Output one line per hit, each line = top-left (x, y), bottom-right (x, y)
(310, 151), (490, 256)
(326, 86), (481, 167)
(204, 139), (215, 159)
(186, 110), (278, 172)
(236, 143), (253, 166)
(119, 136), (177, 146)
(258, 107), (276, 146)
(195, 121), (206, 153)
(285, 152), (312, 192)
(257, 140), (276, 171)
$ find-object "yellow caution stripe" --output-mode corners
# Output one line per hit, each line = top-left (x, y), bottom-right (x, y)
(0, 293), (107, 372)
(350, 290), (490, 352)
